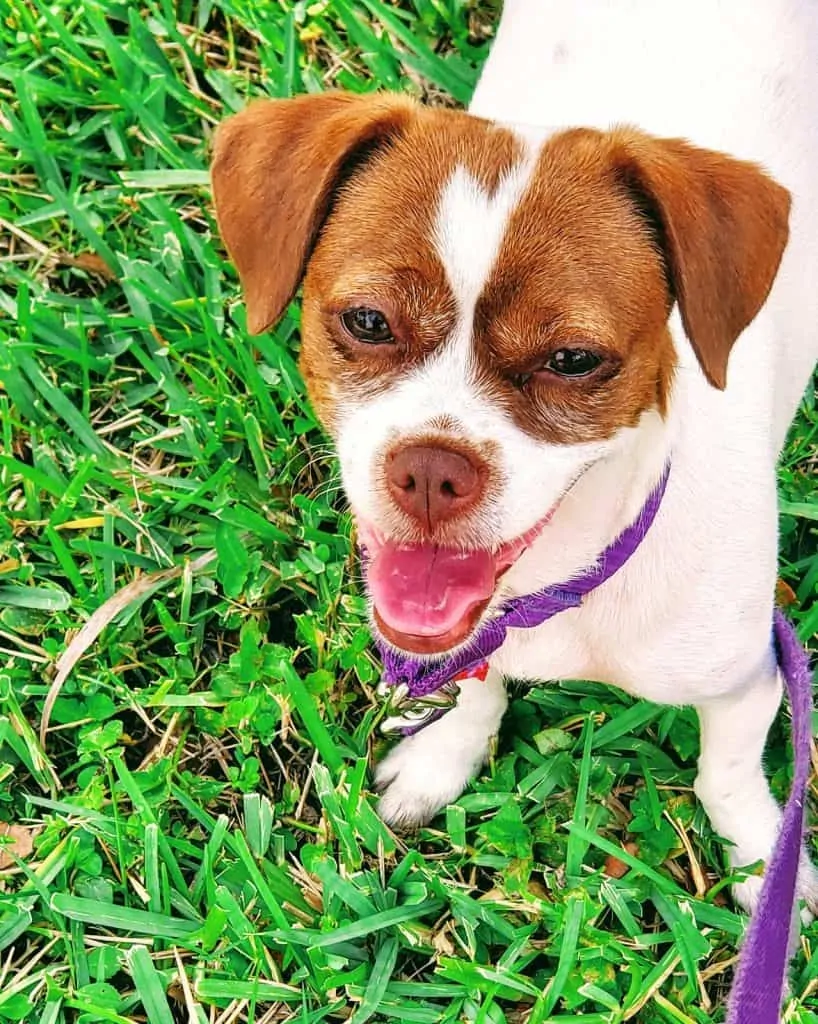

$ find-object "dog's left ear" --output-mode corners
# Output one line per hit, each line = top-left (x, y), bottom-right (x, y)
(612, 131), (791, 389)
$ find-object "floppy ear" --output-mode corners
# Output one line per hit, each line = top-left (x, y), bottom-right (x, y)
(211, 91), (416, 334)
(611, 130), (791, 389)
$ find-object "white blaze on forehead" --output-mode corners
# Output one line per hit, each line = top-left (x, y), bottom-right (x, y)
(368, 148), (542, 438)
(433, 147), (540, 320)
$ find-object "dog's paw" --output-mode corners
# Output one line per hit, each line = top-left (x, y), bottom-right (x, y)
(374, 671), (506, 829)
(732, 852), (818, 925)
(732, 874), (770, 917)
(374, 724), (491, 829)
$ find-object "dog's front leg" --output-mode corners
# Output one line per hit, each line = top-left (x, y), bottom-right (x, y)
(374, 669), (507, 828)
(694, 668), (818, 916)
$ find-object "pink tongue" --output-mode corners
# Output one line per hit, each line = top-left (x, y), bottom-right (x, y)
(368, 542), (496, 637)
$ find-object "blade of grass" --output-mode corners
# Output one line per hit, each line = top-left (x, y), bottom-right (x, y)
(126, 945), (176, 1024)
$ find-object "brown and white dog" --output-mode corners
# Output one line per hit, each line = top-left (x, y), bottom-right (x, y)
(212, 0), (818, 913)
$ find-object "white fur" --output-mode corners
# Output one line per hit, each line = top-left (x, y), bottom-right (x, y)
(433, 159), (536, 311)
(341, 0), (818, 913)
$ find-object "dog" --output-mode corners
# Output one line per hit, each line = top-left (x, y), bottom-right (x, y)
(211, 0), (818, 916)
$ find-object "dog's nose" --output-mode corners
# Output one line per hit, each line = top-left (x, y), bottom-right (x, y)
(386, 444), (483, 530)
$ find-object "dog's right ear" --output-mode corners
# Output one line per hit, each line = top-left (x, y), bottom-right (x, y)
(609, 129), (791, 389)
(211, 91), (415, 335)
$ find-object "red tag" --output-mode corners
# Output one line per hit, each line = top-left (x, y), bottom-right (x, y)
(453, 661), (490, 683)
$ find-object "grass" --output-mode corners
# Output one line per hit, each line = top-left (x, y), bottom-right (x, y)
(0, 1), (816, 1021)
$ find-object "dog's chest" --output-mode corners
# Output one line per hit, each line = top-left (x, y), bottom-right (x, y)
(488, 602), (656, 699)
(487, 589), (768, 706)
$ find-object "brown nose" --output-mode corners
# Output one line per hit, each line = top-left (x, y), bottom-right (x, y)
(385, 444), (483, 530)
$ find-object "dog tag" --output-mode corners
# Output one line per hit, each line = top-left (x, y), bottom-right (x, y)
(377, 678), (461, 735)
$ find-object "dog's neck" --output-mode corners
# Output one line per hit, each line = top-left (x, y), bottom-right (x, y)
(376, 458), (673, 734)
(500, 404), (677, 600)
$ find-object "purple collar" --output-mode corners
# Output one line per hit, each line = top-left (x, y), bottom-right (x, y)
(376, 461), (672, 702)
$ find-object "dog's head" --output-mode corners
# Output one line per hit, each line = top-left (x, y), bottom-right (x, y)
(211, 91), (789, 656)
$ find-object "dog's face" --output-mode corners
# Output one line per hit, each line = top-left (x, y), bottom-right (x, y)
(212, 92), (789, 656)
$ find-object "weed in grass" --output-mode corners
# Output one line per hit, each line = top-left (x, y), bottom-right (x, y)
(0, 2), (816, 1023)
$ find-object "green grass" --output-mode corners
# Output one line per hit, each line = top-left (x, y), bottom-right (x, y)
(0, 1), (817, 1022)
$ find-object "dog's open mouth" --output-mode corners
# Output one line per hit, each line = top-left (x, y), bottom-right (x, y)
(360, 510), (555, 655)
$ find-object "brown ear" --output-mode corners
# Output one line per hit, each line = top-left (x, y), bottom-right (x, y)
(211, 91), (416, 334)
(611, 130), (791, 388)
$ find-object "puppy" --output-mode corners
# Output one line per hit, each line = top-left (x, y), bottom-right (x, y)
(211, 0), (818, 914)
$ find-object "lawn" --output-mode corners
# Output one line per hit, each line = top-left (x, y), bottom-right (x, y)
(1, 1), (817, 1022)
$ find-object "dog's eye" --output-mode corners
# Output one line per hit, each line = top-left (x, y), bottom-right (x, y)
(340, 307), (394, 344)
(545, 348), (602, 377)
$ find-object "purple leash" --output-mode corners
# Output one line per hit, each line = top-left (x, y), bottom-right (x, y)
(726, 609), (814, 1023)
(368, 461), (815, 1018)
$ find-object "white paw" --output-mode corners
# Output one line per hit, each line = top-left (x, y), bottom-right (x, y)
(732, 852), (818, 925)
(374, 672), (507, 829)
(375, 725), (490, 828)
(732, 873), (768, 917)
